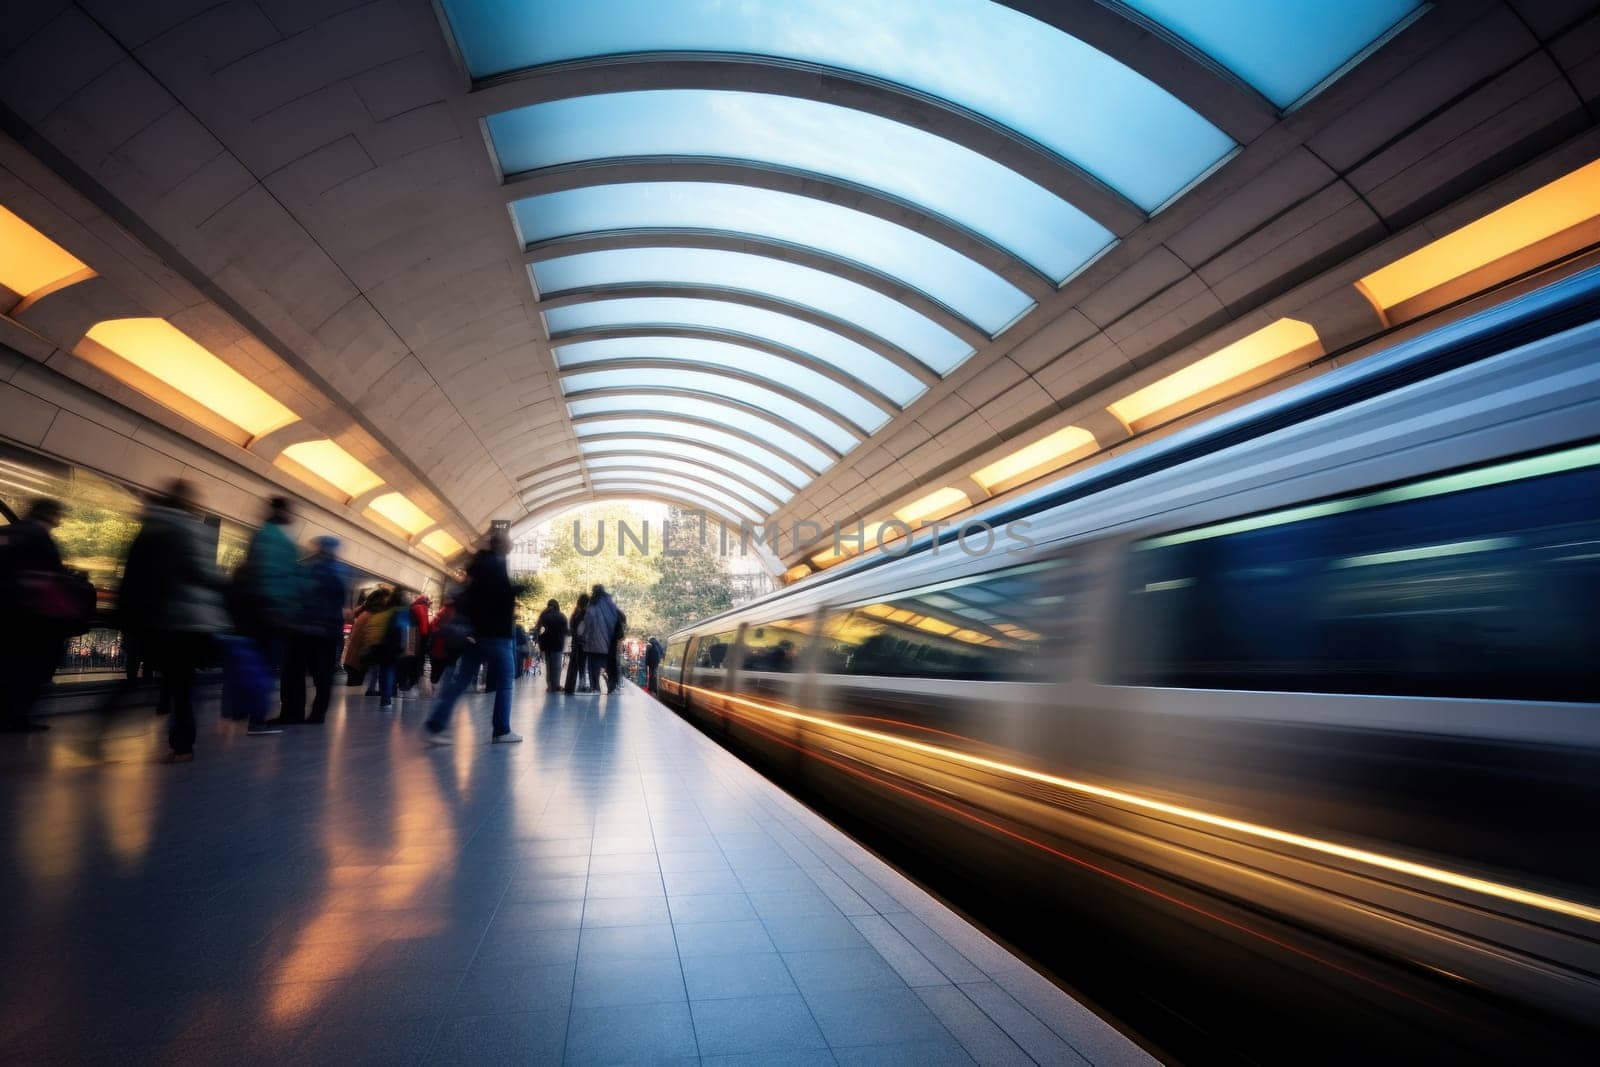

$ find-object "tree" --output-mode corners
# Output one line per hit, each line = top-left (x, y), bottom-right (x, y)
(539, 502), (665, 635)
(649, 507), (734, 636)
(510, 570), (547, 627)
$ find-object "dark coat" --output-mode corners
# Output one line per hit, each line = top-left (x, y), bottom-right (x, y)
(534, 606), (567, 652)
(460, 550), (519, 639)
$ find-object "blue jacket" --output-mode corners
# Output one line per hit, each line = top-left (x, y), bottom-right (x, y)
(299, 554), (349, 636)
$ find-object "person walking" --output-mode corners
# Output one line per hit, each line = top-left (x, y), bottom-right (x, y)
(533, 599), (567, 693)
(406, 594), (431, 694)
(0, 497), (76, 732)
(120, 480), (230, 761)
(645, 636), (663, 693)
(354, 589), (402, 708)
(563, 591), (589, 694)
(424, 531), (522, 745)
(427, 593), (461, 686)
(513, 623), (531, 678)
(578, 584), (623, 695)
(280, 536), (347, 725)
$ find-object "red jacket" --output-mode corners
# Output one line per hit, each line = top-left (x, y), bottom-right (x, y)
(410, 599), (431, 645)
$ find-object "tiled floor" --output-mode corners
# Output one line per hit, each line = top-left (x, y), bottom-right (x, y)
(0, 678), (1151, 1065)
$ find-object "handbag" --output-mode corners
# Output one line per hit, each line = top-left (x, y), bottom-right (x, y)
(19, 568), (97, 634)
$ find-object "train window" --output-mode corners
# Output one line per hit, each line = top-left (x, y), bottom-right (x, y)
(741, 617), (812, 673)
(695, 630), (740, 670)
(816, 564), (1062, 680)
(1114, 443), (1600, 701)
(663, 638), (688, 673)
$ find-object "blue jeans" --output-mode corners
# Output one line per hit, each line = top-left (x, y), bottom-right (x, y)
(377, 661), (396, 703)
(426, 637), (513, 737)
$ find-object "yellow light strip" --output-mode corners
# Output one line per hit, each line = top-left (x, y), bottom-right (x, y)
(366, 491), (433, 535)
(419, 529), (463, 558)
(82, 318), (298, 439)
(685, 684), (1600, 925)
(1357, 157), (1600, 325)
(276, 439), (383, 498)
(894, 486), (970, 526)
(1108, 318), (1322, 435)
(781, 563), (812, 584)
(0, 204), (93, 304)
(972, 426), (1097, 493)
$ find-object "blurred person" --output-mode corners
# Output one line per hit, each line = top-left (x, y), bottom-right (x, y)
(405, 593), (431, 694)
(342, 588), (377, 687)
(424, 530), (523, 745)
(352, 588), (401, 708)
(563, 591), (590, 694)
(231, 496), (297, 734)
(513, 622), (531, 678)
(279, 536), (348, 725)
(645, 636), (663, 693)
(534, 598), (567, 693)
(0, 497), (75, 732)
(428, 593), (463, 685)
(578, 583), (623, 694)
(119, 480), (229, 761)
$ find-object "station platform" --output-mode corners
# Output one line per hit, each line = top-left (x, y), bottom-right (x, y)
(0, 679), (1151, 1066)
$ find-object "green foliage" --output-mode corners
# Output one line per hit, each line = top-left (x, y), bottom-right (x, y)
(649, 507), (734, 636)
(510, 570), (547, 626)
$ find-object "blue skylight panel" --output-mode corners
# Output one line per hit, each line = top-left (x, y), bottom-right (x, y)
(488, 91), (1111, 280)
(583, 455), (781, 511)
(546, 297), (921, 403)
(581, 438), (797, 499)
(587, 476), (763, 521)
(567, 396), (834, 472)
(556, 337), (890, 431)
(574, 418), (815, 485)
(531, 248), (973, 373)
(1122, 1), (1418, 108)
(511, 183), (1031, 335)
(441, 0), (1233, 209)
(561, 367), (865, 450)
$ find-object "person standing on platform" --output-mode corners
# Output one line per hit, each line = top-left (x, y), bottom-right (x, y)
(645, 636), (663, 693)
(578, 583), (622, 695)
(563, 591), (590, 694)
(427, 593), (460, 686)
(406, 594), (431, 694)
(234, 496), (297, 735)
(280, 536), (347, 725)
(120, 480), (229, 761)
(534, 598), (567, 693)
(424, 531), (523, 745)
(0, 497), (71, 732)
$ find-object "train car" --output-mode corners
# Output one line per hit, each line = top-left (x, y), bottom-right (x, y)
(658, 267), (1600, 1061)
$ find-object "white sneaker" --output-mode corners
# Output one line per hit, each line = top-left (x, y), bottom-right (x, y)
(491, 731), (524, 744)
(424, 730), (451, 746)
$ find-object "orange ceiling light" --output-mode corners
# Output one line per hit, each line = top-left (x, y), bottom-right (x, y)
(419, 529), (464, 558)
(972, 426), (1098, 494)
(1108, 318), (1322, 435)
(365, 492), (433, 536)
(79, 318), (298, 444)
(894, 486), (971, 526)
(0, 204), (94, 310)
(275, 439), (383, 500)
(1357, 158), (1600, 326)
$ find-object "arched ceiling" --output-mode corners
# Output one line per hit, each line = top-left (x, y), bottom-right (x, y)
(16, 0), (1596, 577)
(441, 0), (1419, 525)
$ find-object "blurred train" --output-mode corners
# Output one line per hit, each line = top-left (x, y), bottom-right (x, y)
(659, 267), (1600, 1060)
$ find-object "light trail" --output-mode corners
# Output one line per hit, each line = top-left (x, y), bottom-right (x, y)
(683, 684), (1600, 925)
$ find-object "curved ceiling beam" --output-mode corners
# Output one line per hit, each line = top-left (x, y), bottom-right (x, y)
(524, 229), (989, 348)
(564, 385), (845, 462)
(526, 488), (749, 533)
(580, 449), (787, 509)
(589, 474), (767, 522)
(586, 467), (774, 520)
(993, 1), (1275, 142)
(539, 285), (939, 387)
(469, 53), (1144, 234)
(579, 431), (804, 491)
(550, 325), (901, 415)
(502, 158), (1055, 300)
(570, 413), (823, 477)
(521, 475), (587, 504)
(558, 359), (872, 441)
